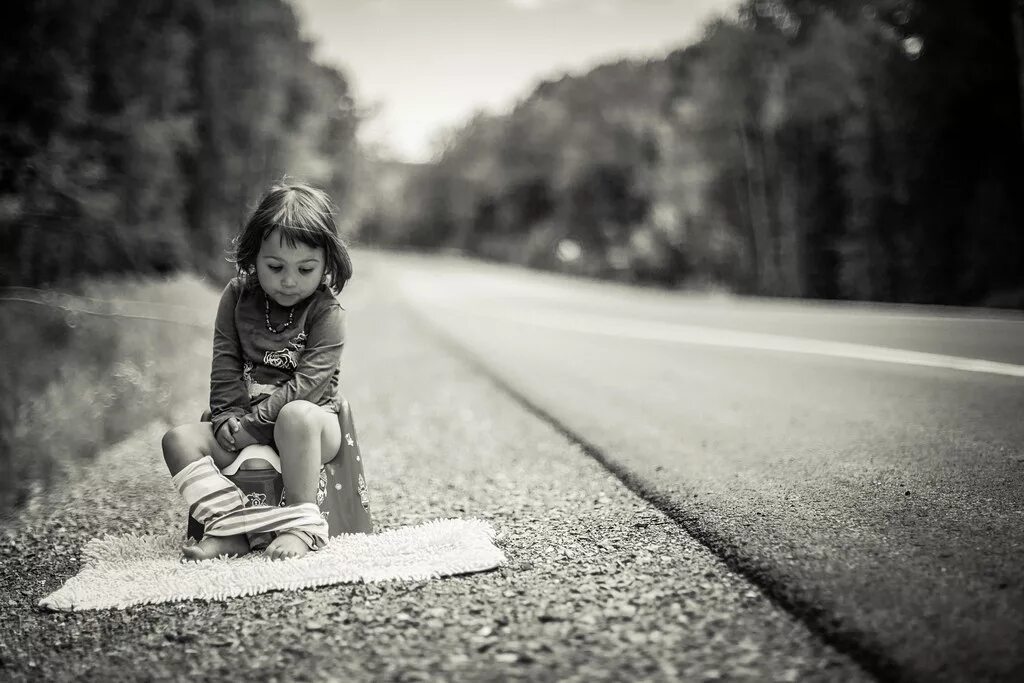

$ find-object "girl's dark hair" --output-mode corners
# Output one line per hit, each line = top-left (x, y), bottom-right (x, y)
(230, 181), (352, 294)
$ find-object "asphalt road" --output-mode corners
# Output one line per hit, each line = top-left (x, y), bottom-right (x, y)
(384, 252), (1024, 682)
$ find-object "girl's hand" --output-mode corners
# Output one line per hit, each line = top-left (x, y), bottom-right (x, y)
(231, 425), (259, 451)
(215, 417), (241, 452)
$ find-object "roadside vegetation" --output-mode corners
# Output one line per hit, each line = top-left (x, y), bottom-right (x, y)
(366, 2), (1024, 307)
(0, 0), (360, 287)
(0, 275), (218, 515)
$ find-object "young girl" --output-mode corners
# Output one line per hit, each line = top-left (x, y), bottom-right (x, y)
(162, 181), (353, 562)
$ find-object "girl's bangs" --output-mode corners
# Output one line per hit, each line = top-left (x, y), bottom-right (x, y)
(262, 222), (325, 250)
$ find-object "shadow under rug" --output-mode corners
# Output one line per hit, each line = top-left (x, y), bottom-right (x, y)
(40, 518), (505, 611)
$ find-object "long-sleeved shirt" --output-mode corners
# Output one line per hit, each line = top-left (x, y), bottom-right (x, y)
(209, 277), (345, 444)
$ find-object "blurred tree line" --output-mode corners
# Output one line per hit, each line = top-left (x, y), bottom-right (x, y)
(367, 0), (1024, 306)
(0, 0), (359, 286)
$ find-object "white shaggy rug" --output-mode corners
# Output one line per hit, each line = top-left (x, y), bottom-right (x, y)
(40, 518), (505, 612)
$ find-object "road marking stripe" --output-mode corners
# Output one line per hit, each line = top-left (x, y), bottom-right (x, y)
(440, 304), (1024, 379)
(394, 270), (1024, 325)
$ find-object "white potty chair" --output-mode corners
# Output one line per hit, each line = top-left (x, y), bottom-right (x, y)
(188, 401), (373, 540)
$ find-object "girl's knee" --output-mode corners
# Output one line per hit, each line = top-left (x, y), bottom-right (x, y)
(162, 424), (195, 470)
(162, 425), (188, 455)
(275, 400), (320, 438)
(162, 423), (213, 470)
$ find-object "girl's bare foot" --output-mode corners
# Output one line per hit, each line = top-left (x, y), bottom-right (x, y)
(265, 531), (309, 561)
(181, 534), (250, 561)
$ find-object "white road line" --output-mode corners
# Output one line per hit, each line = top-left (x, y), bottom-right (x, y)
(391, 269), (1024, 325)
(434, 303), (1024, 379)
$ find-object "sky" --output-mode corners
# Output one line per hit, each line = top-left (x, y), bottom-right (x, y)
(291, 0), (741, 163)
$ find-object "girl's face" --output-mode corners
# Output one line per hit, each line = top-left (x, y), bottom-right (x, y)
(255, 229), (326, 307)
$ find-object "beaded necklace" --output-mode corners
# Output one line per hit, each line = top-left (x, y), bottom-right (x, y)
(264, 295), (295, 333)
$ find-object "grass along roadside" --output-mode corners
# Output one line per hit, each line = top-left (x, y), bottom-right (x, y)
(0, 274), (220, 515)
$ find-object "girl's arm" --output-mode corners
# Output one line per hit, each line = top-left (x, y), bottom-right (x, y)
(209, 280), (250, 436)
(238, 302), (345, 441)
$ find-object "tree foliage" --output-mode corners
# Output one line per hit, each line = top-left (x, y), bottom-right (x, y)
(0, 0), (360, 286)
(371, 0), (1023, 305)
